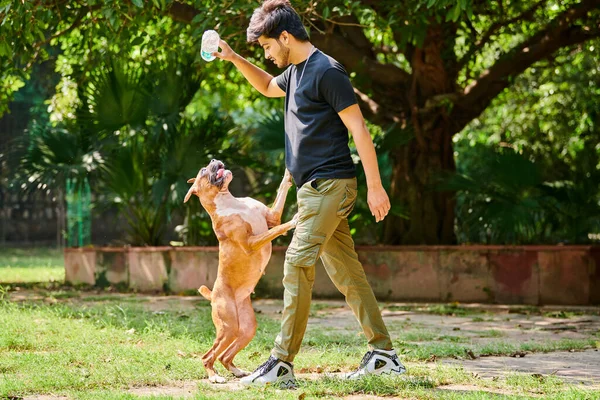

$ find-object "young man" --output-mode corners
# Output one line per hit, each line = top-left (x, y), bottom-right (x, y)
(212, 0), (406, 387)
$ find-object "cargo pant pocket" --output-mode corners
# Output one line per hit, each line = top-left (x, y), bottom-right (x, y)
(285, 231), (327, 268)
(337, 184), (358, 218)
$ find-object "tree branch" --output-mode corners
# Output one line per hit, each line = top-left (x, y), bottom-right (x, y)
(453, 0), (600, 133)
(166, 1), (410, 89)
(457, 0), (547, 71)
(168, 1), (199, 23)
(353, 88), (404, 129)
(311, 27), (411, 88)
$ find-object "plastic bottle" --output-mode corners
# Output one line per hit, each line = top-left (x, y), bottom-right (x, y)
(201, 30), (220, 62)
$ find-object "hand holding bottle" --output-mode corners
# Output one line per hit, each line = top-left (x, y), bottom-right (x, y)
(212, 39), (237, 62)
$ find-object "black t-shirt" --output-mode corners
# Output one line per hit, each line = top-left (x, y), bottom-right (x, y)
(275, 49), (357, 188)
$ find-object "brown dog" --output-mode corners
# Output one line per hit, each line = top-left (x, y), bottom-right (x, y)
(184, 159), (297, 383)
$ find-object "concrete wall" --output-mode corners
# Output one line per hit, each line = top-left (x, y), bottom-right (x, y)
(64, 245), (600, 305)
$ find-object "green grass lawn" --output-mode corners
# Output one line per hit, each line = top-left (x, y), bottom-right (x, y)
(0, 248), (599, 399)
(1, 294), (598, 400)
(0, 247), (64, 283)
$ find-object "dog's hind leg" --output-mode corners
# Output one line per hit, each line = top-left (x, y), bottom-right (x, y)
(202, 290), (239, 383)
(218, 296), (257, 377)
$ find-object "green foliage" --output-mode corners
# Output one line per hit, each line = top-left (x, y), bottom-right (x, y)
(454, 40), (600, 244)
(442, 146), (600, 244)
(3, 0), (600, 245)
(16, 117), (105, 195)
(77, 58), (240, 245)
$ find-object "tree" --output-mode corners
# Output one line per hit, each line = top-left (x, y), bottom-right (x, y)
(2, 0), (599, 244)
(449, 39), (600, 244)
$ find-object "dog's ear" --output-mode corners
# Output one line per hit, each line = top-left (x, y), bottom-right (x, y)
(187, 178), (195, 184)
(184, 186), (196, 203)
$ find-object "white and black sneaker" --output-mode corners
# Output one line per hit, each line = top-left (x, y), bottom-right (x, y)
(240, 356), (296, 388)
(345, 349), (406, 380)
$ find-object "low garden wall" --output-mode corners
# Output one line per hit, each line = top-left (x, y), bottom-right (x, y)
(64, 245), (600, 305)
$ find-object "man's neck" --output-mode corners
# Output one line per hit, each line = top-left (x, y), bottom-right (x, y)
(290, 42), (314, 65)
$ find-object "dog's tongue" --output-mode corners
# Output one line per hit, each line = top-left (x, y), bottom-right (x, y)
(216, 168), (224, 179)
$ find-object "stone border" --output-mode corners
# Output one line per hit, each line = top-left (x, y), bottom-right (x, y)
(64, 245), (600, 305)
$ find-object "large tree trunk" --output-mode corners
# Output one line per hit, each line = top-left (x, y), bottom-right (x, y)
(384, 119), (456, 244)
(383, 25), (458, 244)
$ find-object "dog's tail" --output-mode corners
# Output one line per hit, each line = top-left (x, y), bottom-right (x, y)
(198, 285), (212, 301)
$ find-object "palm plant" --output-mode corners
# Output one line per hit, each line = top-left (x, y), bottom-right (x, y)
(441, 145), (600, 244)
(76, 58), (250, 245)
(15, 114), (105, 247)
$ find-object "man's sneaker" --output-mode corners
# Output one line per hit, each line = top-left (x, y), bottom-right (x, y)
(240, 356), (296, 388)
(345, 349), (406, 380)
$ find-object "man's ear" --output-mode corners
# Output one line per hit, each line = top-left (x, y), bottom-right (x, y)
(280, 30), (289, 45)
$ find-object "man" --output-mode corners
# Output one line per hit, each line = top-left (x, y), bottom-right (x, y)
(212, 0), (406, 387)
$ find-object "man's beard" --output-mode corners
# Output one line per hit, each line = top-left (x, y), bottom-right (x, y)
(275, 39), (290, 67)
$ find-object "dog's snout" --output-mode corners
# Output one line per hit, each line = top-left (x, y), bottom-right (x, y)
(209, 159), (224, 169)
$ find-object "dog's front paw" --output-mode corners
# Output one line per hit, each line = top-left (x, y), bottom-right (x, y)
(281, 169), (293, 189)
(290, 213), (299, 228)
(209, 374), (227, 384)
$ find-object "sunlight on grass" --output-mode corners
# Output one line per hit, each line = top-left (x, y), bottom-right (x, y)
(0, 247), (64, 283)
(1, 297), (599, 399)
(1, 248), (599, 399)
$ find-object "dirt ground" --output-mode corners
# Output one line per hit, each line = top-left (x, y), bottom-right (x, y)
(8, 291), (600, 399)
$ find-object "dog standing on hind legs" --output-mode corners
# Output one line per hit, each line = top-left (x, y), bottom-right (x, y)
(184, 159), (297, 383)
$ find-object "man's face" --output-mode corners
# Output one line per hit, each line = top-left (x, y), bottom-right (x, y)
(258, 34), (290, 68)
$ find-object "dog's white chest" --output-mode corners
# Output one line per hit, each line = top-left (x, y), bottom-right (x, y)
(214, 196), (267, 234)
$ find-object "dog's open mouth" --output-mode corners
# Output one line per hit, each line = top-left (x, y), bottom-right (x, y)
(209, 161), (229, 188)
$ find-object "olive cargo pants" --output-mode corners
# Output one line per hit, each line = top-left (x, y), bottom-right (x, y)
(271, 178), (393, 362)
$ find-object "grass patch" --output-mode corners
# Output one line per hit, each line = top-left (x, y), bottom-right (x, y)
(0, 299), (279, 398)
(386, 303), (477, 317)
(1, 295), (598, 399)
(543, 310), (584, 319)
(309, 301), (342, 317)
(0, 247), (64, 283)
(477, 329), (505, 338)
(471, 316), (496, 323)
(2, 247), (599, 399)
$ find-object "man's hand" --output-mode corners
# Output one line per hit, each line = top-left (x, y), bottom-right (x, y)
(213, 39), (237, 62)
(367, 183), (391, 223)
